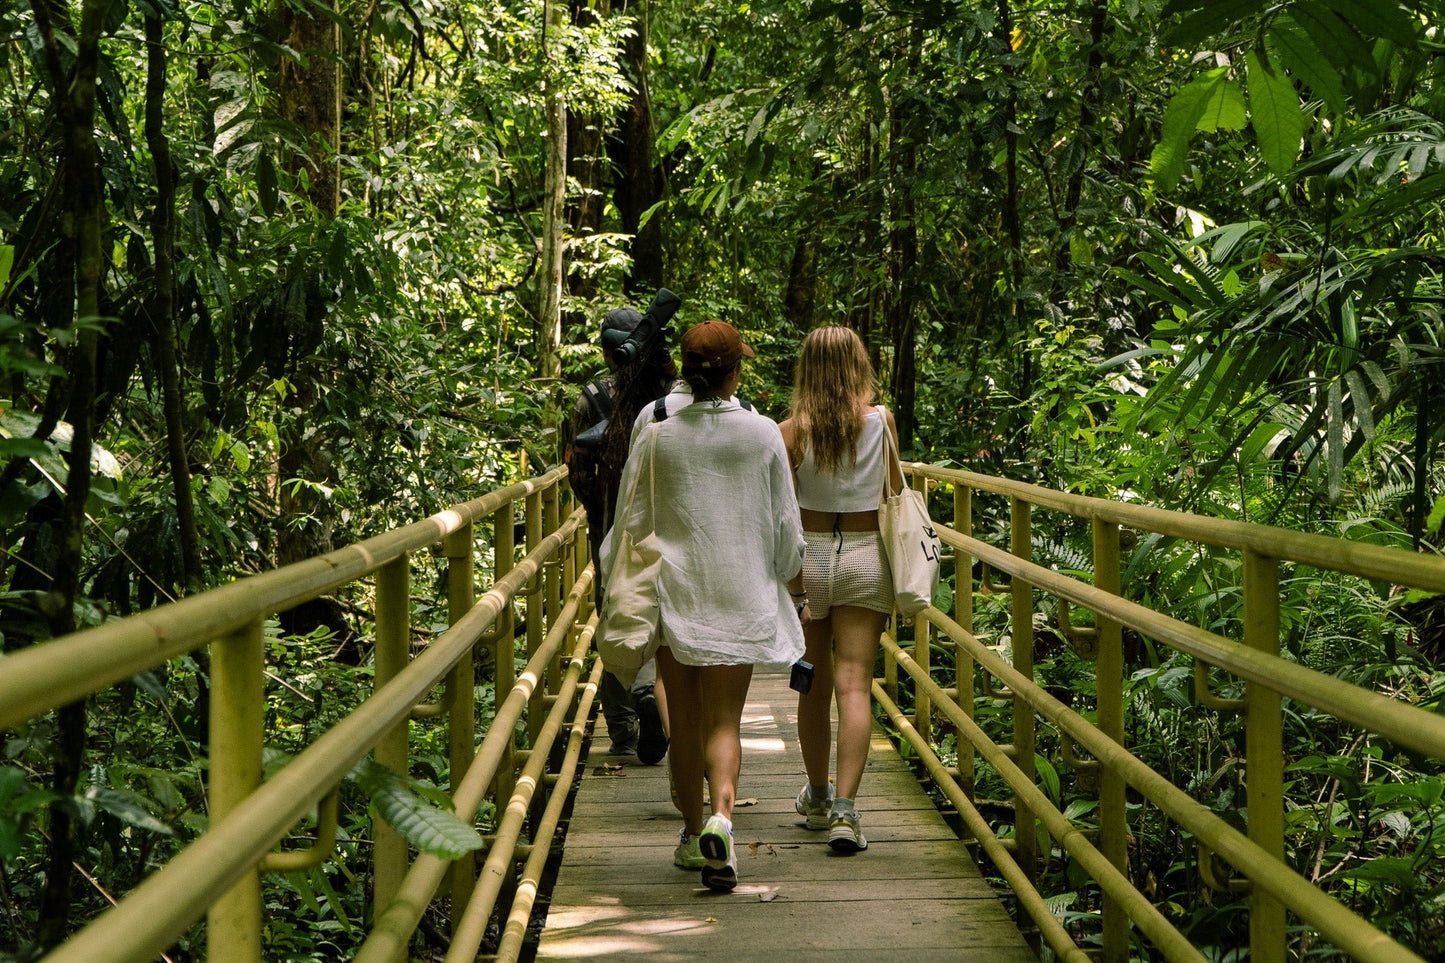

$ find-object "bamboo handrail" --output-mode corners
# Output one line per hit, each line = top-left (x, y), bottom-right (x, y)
(0, 470), (567, 730)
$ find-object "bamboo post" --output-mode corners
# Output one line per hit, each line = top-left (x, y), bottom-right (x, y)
(526, 489), (544, 747)
(444, 523), (476, 930)
(207, 618), (265, 963)
(1093, 519), (1128, 962)
(1010, 497), (1037, 892)
(373, 554), (411, 939)
(955, 482), (974, 799)
(914, 472), (933, 747)
(492, 501), (517, 809)
(1245, 549), (1285, 963)
(543, 481), (562, 695)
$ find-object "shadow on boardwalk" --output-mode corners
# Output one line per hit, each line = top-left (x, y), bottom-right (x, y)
(535, 669), (1035, 961)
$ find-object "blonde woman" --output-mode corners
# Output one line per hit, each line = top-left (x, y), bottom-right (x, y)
(779, 326), (902, 852)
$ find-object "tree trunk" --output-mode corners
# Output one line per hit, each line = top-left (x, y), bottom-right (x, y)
(612, 0), (663, 293)
(146, 14), (202, 593)
(276, 0), (342, 567)
(996, 0), (1028, 418)
(280, 0), (341, 216)
(886, 31), (920, 453)
(783, 231), (817, 331)
(1055, 0), (1107, 273)
(537, 0), (567, 382)
(28, 0), (110, 945)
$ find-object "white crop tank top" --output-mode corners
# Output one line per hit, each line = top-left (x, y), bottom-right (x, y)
(795, 407), (888, 513)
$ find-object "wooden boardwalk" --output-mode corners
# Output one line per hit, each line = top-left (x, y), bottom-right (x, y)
(536, 669), (1035, 961)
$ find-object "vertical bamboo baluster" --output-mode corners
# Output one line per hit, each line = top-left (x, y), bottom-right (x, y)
(1093, 519), (1128, 962)
(1010, 497), (1037, 893)
(1245, 549), (1285, 963)
(543, 481), (562, 694)
(492, 500), (517, 809)
(373, 554), (411, 946)
(208, 618), (265, 963)
(444, 523), (476, 929)
(525, 489), (544, 747)
(955, 483), (975, 800)
(913, 472), (933, 748)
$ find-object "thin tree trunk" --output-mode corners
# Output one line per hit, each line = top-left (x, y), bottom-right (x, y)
(29, 0), (110, 945)
(886, 29), (920, 452)
(612, 0), (663, 293)
(146, 14), (201, 592)
(1055, 0), (1106, 273)
(537, 0), (567, 382)
(276, 0), (342, 567)
(996, 0), (1028, 415)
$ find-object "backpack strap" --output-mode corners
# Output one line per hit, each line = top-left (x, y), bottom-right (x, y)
(653, 396), (669, 422)
(740, 397), (754, 411)
(581, 379), (613, 420)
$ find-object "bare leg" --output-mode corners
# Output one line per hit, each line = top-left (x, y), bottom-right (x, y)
(700, 663), (754, 819)
(655, 674), (670, 736)
(656, 647), (704, 835)
(796, 615), (835, 788)
(831, 605), (888, 800)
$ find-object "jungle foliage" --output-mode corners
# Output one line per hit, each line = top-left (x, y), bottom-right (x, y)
(1, 0), (1443, 958)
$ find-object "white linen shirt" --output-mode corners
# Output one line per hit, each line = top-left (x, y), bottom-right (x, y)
(601, 396), (806, 668)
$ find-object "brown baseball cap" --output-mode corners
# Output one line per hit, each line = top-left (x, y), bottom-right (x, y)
(680, 320), (755, 369)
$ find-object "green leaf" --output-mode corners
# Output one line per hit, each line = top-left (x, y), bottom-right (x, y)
(1164, 0), (1262, 46)
(1197, 77), (1247, 133)
(86, 787), (173, 835)
(352, 758), (482, 860)
(1035, 753), (1060, 805)
(1292, 1), (1376, 73)
(1269, 21), (1348, 116)
(1247, 49), (1304, 177)
(1150, 68), (1231, 191)
(1316, 0), (1418, 47)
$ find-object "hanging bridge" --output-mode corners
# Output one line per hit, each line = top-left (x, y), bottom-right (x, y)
(3, 461), (1444, 961)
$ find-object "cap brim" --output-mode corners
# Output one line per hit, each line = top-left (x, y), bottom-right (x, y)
(740, 343), (756, 358)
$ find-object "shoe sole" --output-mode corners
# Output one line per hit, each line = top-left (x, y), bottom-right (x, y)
(828, 828), (867, 853)
(698, 830), (731, 865)
(798, 810), (829, 830)
(700, 865), (738, 891)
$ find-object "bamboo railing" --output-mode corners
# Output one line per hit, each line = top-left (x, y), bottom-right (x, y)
(0, 467), (593, 963)
(883, 462), (1445, 963)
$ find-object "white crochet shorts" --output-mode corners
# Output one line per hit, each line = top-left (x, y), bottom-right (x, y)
(802, 530), (894, 617)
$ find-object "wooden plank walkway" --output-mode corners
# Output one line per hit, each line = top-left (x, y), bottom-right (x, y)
(536, 669), (1035, 961)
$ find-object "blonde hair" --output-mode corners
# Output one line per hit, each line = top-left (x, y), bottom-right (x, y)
(789, 326), (877, 474)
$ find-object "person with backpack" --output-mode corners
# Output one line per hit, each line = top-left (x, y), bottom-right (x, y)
(562, 306), (675, 765)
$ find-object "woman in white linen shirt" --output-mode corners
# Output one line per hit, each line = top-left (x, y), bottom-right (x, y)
(602, 319), (807, 891)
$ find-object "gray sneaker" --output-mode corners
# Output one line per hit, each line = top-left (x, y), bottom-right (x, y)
(827, 809), (867, 853)
(795, 783), (834, 830)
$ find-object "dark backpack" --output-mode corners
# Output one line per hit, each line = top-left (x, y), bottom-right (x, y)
(574, 380), (614, 450)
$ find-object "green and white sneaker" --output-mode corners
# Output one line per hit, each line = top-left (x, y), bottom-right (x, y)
(795, 782), (834, 830)
(674, 828), (706, 870)
(698, 813), (738, 890)
(827, 808), (868, 853)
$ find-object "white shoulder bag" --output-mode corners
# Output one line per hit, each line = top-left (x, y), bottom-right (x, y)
(595, 425), (663, 686)
(878, 418), (940, 617)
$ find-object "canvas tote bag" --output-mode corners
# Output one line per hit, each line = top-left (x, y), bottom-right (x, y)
(878, 420), (941, 617)
(595, 425), (663, 686)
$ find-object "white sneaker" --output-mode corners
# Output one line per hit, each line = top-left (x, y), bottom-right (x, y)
(827, 808), (867, 853)
(698, 813), (737, 890)
(795, 782), (833, 830)
(673, 828), (705, 870)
